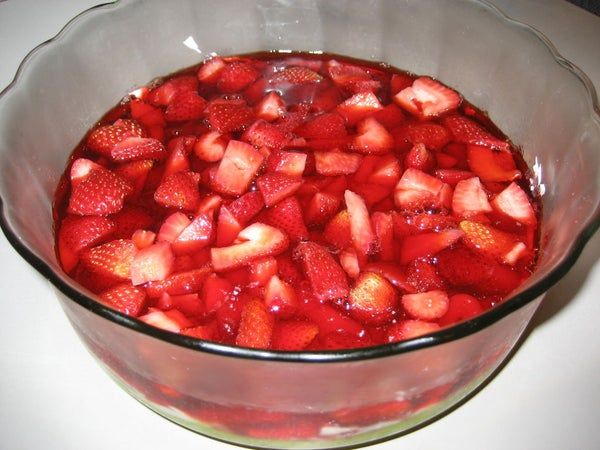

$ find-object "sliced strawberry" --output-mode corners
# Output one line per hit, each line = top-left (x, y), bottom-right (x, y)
(394, 77), (460, 118)
(164, 90), (206, 122)
(438, 293), (484, 326)
(408, 213), (458, 232)
(467, 145), (521, 182)
(405, 143), (435, 172)
(157, 212), (191, 243)
(434, 168), (476, 186)
(459, 220), (528, 265)
(235, 299), (274, 349)
(99, 283), (146, 316)
(272, 66), (322, 84)
(255, 91), (286, 122)
(111, 136), (166, 162)
(372, 104), (405, 130)
(387, 320), (440, 342)
(339, 247), (361, 279)
(295, 112), (347, 139)
(215, 206), (242, 247)
(317, 331), (375, 350)
(371, 211), (394, 261)
(172, 213), (215, 255)
(144, 267), (210, 298)
(194, 131), (227, 162)
(248, 256), (278, 287)
(294, 241), (349, 301)
(265, 150), (307, 177)
(443, 115), (510, 151)
(348, 272), (398, 325)
(304, 192), (341, 226)
(228, 191), (265, 225)
(68, 168), (132, 216)
(163, 137), (193, 178)
(390, 73), (414, 95)
(197, 57), (226, 85)
(58, 215), (116, 257)
(149, 75), (198, 106)
(217, 61), (261, 93)
(394, 188), (438, 211)
(86, 119), (144, 157)
(452, 177), (492, 217)
(109, 207), (155, 240)
(212, 140), (265, 196)
(114, 159), (154, 197)
(350, 117), (394, 154)
(491, 182), (536, 225)
(314, 151), (362, 176)
(138, 309), (182, 333)
(197, 194), (223, 216)
(206, 99), (255, 133)
(257, 173), (302, 207)
(182, 323), (216, 340)
(129, 99), (165, 128)
(80, 239), (137, 281)
(158, 293), (203, 317)
(401, 290), (449, 321)
(130, 241), (174, 285)
(201, 273), (234, 314)
(393, 121), (452, 151)
(242, 120), (290, 150)
(323, 210), (352, 250)
(263, 196), (309, 241)
(399, 228), (463, 265)
(70, 158), (103, 185)
(436, 246), (493, 287)
(396, 168), (444, 195)
(345, 190), (376, 257)
(336, 92), (383, 125)
(132, 229), (156, 249)
(363, 262), (415, 293)
(367, 154), (402, 187)
(211, 223), (289, 271)
(264, 275), (298, 318)
(435, 152), (458, 169)
(154, 172), (200, 211)
(272, 320), (319, 351)
(276, 254), (303, 285)
(406, 259), (446, 292)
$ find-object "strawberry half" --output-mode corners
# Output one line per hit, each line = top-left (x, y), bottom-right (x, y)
(111, 137), (166, 162)
(272, 320), (319, 351)
(401, 290), (450, 321)
(459, 220), (528, 265)
(294, 241), (349, 301)
(336, 92), (383, 125)
(68, 168), (132, 216)
(438, 293), (484, 326)
(211, 223), (289, 271)
(217, 61), (261, 93)
(70, 158), (103, 186)
(172, 213), (215, 255)
(86, 119), (144, 157)
(243, 120), (290, 150)
(80, 239), (137, 281)
(264, 275), (298, 318)
(265, 150), (307, 177)
(99, 284), (147, 316)
(130, 241), (174, 285)
(154, 172), (200, 211)
(304, 192), (341, 226)
(387, 320), (440, 342)
(235, 299), (274, 349)
(443, 115), (510, 151)
(206, 99), (255, 133)
(351, 117), (394, 154)
(345, 190), (376, 257)
(491, 182), (537, 225)
(257, 173), (303, 207)
(263, 196), (309, 242)
(255, 91), (286, 122)
(394, 121), (452, 152)
(452, 177), (492, 217)
(296, 112), (347, 139)
(164, 91), (207, 122)
(314, 151), (362, 176)
(323, 210), (352, 250)
(213, 140), (265, 196)
(194, 131), (227, 162)
(348, 272), (398, 325)
(58, 215), (116, 272)
(394, 77), (460, 118)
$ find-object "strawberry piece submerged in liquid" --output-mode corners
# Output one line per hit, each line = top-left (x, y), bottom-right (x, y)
(55, 52), (540, 351)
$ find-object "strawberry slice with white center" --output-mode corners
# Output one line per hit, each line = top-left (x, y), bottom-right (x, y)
(467, 145), (521, 182)
(211, 222), (289, 271)
(145, 267), (211, 298)
(86, 119), (144, 157)
(272, 320), (319, 351)
(491, 182), (537, 225)
(401, 290), (450, 321)
(294, 241), (350, 301)
(444, 115), (510, 151)
(255, 91), (286, 122)
(350, 117), (394, 154)
(387, 320), (441, 342)
(396, 168), (444, 195)
(452, 177), (492, 217)
(194, 131), (227, 162)
(154, 172), (201, 211)
(206, 99), (255, 133)
(130, 241), (175, 285)
(235, 299), (274, 349)
(349, 272), (398, 325)
(68, 167), (133, 216)
(172, 213), (215, 255)
(314, 151), (362, 176)
(257, 173), (303, 207)
(263, 196), (309, 241)
(336, 92), (383, 125)
(110, 136), (166, 162)
(197, 56), (225, 85)
(132, 229), (156, 249)
(339, 247), (361, 279)
(80, 239), (137, 281)
(213, 140), (265, 196)
(99, 283), (147, 316)
(345, 190), (376, 257)
(264, 275), (298, 318)
(394, 77), (460, 118)
(58, 215), (116, 272)
(70, 158), (103, 186)
(265, 150), (307, 177)
(157, 212), (191, 243)
(399, 228), (463, 265)
(138, 309), (182, 333)
(459, 220), (528, 265)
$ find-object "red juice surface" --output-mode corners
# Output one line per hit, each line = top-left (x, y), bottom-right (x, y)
(53, 52), (540, 351)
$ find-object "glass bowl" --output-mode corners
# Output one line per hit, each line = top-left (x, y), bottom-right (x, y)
(0, 0), (599, 448)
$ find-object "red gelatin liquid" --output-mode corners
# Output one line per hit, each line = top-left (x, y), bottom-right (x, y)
(54, 52), (540, 351)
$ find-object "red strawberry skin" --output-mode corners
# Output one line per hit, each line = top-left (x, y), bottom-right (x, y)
(263, 196), (309, 242)
(68, 168), (132, 216)
(294, 242), (349, 301)
(206, 100), (255, 133)
(154, 172), (200, 211)
(86, 119), (144, 157)
(235, 299), (274, 349)
(99, 284), (147, 316)
(80, 239), (137, 281)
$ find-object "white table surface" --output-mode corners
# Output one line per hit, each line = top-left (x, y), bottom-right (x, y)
(1, 1), (599, 449)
